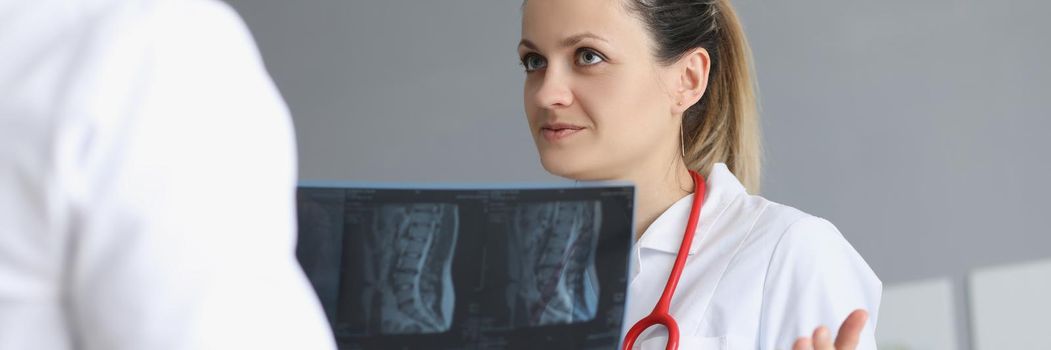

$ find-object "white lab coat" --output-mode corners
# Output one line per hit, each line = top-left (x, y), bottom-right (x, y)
(626, 163), (882, 349)
(0, 0), (335, 349)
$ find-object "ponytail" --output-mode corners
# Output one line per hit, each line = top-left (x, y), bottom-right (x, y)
(629, 0), (762, 193)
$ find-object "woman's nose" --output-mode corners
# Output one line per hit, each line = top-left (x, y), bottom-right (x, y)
(533, 69), (574, 109)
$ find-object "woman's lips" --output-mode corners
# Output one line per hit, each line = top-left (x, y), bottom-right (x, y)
(540, 123), (586, 142)
(541, 128), (584, 141)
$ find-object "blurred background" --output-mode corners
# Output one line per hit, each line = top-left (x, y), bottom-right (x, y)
(222, 1), (1051, 348)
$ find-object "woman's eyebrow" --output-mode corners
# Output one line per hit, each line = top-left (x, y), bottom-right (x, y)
(559, 32), (609, 48)
(518, 32), (610, 51)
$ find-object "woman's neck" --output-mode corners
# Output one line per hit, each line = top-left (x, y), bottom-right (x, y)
(627, 158), (695, 240)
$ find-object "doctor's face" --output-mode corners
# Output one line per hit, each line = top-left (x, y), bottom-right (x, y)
(519, 0), (681, 181)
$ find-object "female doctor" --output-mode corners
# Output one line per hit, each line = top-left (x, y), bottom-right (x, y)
(517, 0), (882, 349)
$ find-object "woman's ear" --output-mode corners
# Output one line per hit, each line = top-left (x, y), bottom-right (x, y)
(672, 47), (711, 114)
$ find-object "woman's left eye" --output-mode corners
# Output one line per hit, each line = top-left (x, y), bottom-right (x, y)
(576, 49), (605, 66)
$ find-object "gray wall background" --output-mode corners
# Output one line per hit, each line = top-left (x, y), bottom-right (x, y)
(224, 1), (1050, 348)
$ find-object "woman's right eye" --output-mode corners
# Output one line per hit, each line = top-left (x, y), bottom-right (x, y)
(521, 53), (547, 72)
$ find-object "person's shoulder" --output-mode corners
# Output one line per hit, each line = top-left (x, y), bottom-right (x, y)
(1, 0), (256, 89)
(96, 0), (242, 22)
(745, 195), (882, 284)
(762, 195), (839, 243)
(742, 201), (882, 350)
(726, 193), (859, 260)
(22, 0), (246, 33)
(724, 192), (813, 241)
(58, 0), (252, 54)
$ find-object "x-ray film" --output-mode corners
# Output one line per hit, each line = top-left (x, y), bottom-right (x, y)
(296, 182), (634, 350)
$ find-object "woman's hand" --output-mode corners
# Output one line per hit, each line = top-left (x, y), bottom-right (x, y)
(792, 309), (869, 350)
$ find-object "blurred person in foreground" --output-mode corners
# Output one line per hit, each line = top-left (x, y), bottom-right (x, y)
(0, 0), (336, 348)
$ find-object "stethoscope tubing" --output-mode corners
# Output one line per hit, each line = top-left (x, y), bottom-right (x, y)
(621, 170), (707, 350)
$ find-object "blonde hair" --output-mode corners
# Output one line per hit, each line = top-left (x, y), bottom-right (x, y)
(630, 0), (762, 193)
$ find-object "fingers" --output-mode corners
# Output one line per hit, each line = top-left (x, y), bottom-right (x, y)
(793, 336), (812, 350)
(792, 327), (831, 350)
(794, 309), (870, 350)
(834, 309), (869, 349)
(813, 326), (834, 350)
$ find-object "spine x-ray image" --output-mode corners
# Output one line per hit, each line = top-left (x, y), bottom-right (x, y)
(506, 201), (601, 327)
(362, 203), (458, 334)
(296, 184), (633, 350)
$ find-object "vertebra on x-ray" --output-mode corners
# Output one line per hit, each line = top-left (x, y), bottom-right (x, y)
(361, 203), (459, 335)
(506, 200), (602, 326)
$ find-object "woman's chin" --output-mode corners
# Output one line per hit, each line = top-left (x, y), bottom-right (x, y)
(539, 155), (585, 179)
(539, 155), (611, 181)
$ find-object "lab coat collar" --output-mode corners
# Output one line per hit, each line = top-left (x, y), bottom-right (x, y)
(636, 163), (746, 255)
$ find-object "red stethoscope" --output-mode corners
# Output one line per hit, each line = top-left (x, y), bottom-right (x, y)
(621, 169), (707, 350)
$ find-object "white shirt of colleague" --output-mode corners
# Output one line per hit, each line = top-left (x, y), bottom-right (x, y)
(624, 163), (882, 349)
(0, 0), (335, 349)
